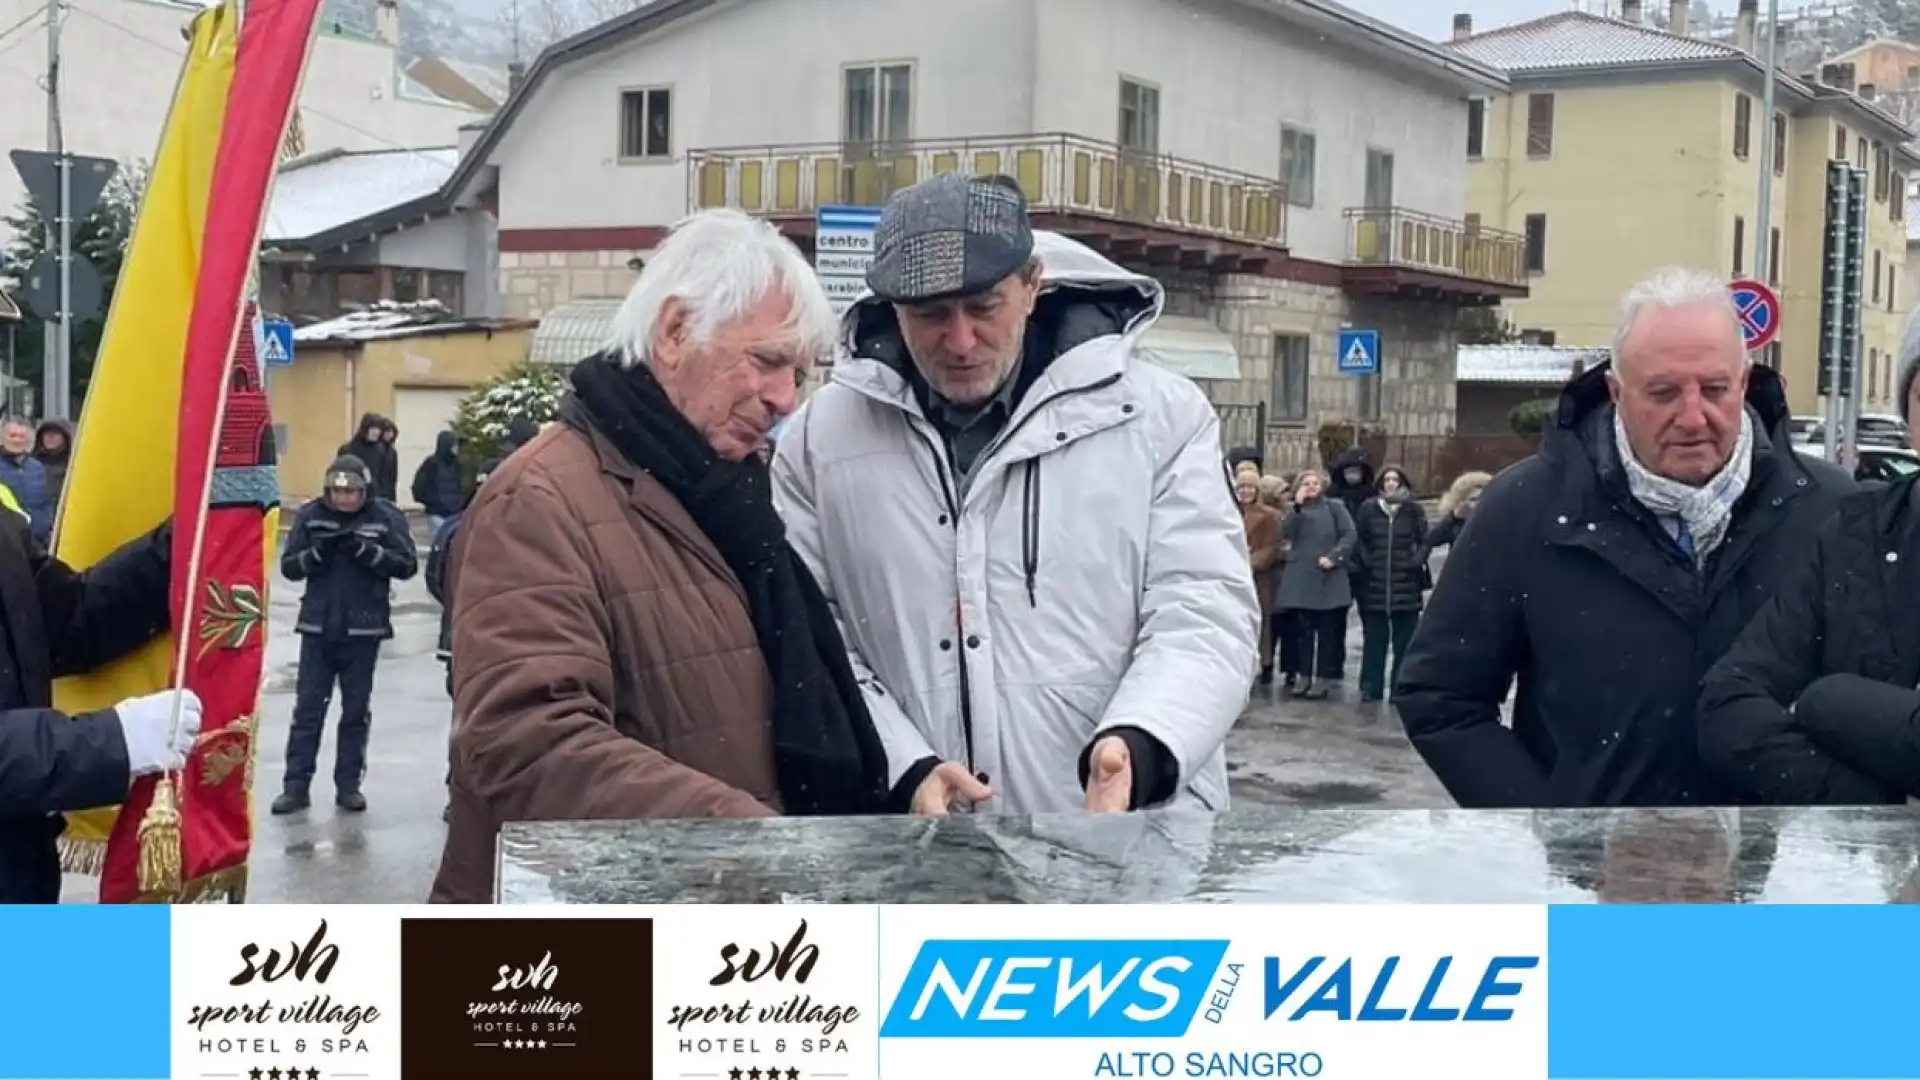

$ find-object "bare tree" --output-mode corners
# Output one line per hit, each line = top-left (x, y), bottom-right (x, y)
(505, 0), (647, 56)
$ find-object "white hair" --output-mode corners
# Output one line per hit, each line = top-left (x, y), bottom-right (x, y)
(602, 208), (837, 369)
(1611, 266), (1749, 373)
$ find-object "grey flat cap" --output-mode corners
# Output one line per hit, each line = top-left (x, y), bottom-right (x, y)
(865, 173), (1035, 304)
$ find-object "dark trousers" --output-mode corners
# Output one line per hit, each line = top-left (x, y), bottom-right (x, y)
(1282, 608), (1346, 682)
(285, 635), (381, 795)
(1359, 609), (1420, 699)
(1267, 611), (1298, 676)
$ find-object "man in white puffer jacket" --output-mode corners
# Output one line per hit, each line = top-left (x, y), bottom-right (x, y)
(772, 172), (1258, 817)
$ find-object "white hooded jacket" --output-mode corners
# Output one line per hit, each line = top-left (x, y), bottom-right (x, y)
(772, 232), (1258, 814)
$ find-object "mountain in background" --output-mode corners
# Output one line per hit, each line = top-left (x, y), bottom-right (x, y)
(325, 0), (651, 67)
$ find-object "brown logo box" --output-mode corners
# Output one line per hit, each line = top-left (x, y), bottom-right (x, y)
(399, 918), (655, 1080)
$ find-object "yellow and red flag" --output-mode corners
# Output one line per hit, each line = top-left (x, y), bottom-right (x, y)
(55, 0), (322, 902)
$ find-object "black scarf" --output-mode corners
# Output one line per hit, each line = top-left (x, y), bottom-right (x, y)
(569, 354), (891, 816)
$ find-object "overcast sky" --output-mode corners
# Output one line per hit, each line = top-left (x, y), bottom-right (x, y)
(1339, 0), (1582, 40)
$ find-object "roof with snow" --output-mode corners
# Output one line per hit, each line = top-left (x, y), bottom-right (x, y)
(264, 147), (459, 248)
(1457, 344), (1609, 386)
(1450, 11), (1738, 72)
(437, 58), (512, 106)
(293, 300), (531, 345)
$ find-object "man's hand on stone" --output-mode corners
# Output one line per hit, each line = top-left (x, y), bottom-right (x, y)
(911, 761), (992, 816)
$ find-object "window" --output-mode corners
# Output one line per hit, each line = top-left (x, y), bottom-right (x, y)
(1836, 125), (1849, 160)
(844, 63), (912, 146)
(1895, 173), (1907, 221)
(1891, 265), (1899, 312)
(1734, 93), (1752, 159)
(1524, 213), (1547, 274)
(1769, 227), (1781, 286)
(1856, 136), (1869, 172)
(618, 87), (672, 160)
(1466, 99), (1485, 158)
(1874, 249), (1883, 303)
(392, 268), (421, 303)
(1875, 145), (1891, 201)
(1119, 78), (1160, 153)
(1280, 125), (1316, 207)
(1732, 216), (1745, 276)
(1272, 334), (1310, 423)
(1526, 94), (1554, 157)
(1364, 148), (1395, 209)
(1774, 113), (1788, 174)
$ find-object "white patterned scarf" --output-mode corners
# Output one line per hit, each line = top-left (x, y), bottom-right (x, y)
(1611, 406), (1755, 566)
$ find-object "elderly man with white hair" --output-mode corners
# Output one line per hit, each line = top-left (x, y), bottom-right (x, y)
(429, 209), (892, 903)
(773, 172), (1258, 818)
(1395, 265), (1854, 808)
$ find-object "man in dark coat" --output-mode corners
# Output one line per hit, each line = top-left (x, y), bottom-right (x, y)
(410, 429), (465, 528)
(0, 511), (199, 902)
(1696, 343), (1920, 805)
(273, 454), (417, 815)
(1394, 267), (1854, 808)
(338, 414), (398, 503)
(33, 420), (72, 516)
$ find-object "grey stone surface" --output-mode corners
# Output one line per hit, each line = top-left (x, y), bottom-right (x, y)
(498, 805), (1920, 906)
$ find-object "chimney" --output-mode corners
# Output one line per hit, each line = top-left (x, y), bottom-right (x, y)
(373, 0), (398, 47)
(507, 61), (527, 92)
(1736, 0), (1757, 52)
(1622, 0), (1642, 23)
(1451, 12), (1472, 41)
(1669, 0), (1688, 36)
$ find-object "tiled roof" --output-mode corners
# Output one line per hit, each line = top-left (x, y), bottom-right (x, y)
(1449, 11), (1740, 73)
(264, 147), (458, 244)
(1457, 344), (1610, 386)
(528, 299), (623, 366)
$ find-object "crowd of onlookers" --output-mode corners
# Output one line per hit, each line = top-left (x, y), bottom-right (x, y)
(0, 414), (73, 543)
(1226, 444), (1489, 705)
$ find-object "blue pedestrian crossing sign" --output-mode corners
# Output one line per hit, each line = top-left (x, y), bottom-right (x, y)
(260, 315), (294, 368)
(1337, 328), (1380, 375)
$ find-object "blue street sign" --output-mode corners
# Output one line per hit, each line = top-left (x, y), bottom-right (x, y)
(260, 315), (294, 368)
(1727, 277), (1781, 352)
(1337, 328), (1380, 375)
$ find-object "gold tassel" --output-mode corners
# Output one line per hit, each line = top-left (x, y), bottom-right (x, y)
(137, 777), (184, 899)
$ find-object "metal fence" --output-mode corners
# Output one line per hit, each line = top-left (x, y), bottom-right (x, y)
(1214, 402), (1267, 462)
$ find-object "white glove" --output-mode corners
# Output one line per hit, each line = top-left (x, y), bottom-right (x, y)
(114, 688), (204, 777)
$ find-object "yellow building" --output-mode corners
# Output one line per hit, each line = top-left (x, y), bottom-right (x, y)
(1452, 9), (1920, 416)
(268, 306), (535, 504)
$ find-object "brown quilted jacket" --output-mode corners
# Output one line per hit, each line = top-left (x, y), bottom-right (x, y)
(428, 415), (780, 903)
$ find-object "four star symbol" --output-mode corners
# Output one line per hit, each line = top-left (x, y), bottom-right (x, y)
(251, 1068), (316, 1080)
(500, 1039), (550, 1049)
(731, 1066), (801, 1080)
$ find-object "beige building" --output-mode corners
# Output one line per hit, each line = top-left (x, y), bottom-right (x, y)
(0, 0), (486, 224)
(448, 0), (1529, 475)
(270, 305), (533, 504)
(1453, 3), (1920, 416)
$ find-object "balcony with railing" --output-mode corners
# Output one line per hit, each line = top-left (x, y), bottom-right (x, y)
(1342, 207), (1529, 304)
(689, 133), (1287, 268)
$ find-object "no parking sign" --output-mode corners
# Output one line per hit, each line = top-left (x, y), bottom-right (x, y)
(1729, 278), (1781, 353)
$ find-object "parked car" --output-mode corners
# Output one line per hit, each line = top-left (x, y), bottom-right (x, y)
(1797, 441), (1920, 485)
(1856, 412), (1910, 447)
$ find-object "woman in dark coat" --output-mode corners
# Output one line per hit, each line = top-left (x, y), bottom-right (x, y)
(1351, 466), (1428, 702)
(1696, 341), (1920, 806)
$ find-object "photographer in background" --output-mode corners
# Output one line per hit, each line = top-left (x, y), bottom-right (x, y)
(272, 454), (417, 817)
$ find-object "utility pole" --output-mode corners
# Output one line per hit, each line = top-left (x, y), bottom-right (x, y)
(43, 0), (71, 420)
(1753, 0), (1780, 300)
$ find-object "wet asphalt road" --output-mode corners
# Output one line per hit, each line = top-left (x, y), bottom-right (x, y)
(63, 529), (1451, 904)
